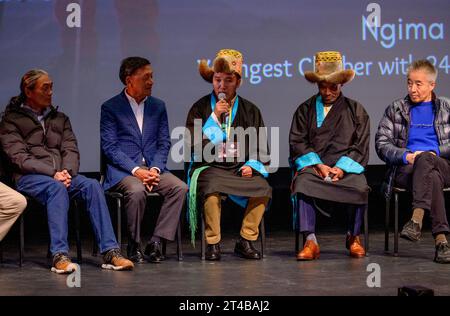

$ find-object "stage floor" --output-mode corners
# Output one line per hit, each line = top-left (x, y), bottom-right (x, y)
(1, 231), (449, 296)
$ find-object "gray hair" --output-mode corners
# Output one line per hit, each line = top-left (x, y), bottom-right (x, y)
(20, 69), (49, 95)
(407, 59), (438, 83)
(6, 69), (49, 109)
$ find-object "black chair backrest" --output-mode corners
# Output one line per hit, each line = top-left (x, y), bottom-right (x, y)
(100, 149), (107, 177)
(100, 149), (109, 184)
(0, 146), (14, 186)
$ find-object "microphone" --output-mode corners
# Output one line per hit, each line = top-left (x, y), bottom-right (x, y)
(218, 92), (227, 125)
(324, 173), (336, 182)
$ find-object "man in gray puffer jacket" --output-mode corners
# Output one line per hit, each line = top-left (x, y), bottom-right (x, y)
(375, 59), (450, 264)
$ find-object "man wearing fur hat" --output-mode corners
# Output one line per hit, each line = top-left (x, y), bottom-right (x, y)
(289, 51), (370, 260)
(186, 49), (272, 261)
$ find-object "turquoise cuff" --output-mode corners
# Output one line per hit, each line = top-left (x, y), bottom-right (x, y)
(335, 156), (364, 174)
(294, 152), (323, 171)
(242, 159), (269, 178)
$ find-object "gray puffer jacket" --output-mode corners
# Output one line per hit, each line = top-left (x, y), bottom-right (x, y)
(375, 94), (450, 197)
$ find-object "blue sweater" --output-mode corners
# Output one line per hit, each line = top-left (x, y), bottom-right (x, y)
(402, 101), (440, 164)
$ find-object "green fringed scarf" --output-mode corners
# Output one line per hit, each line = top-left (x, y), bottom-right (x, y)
(188, 165), (210, 246)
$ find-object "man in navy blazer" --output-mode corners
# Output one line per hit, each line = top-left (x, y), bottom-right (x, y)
(101, 57), (188, 263)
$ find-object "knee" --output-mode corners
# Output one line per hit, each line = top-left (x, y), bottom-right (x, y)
(356, 186), (369, 196)
(12, 193), (27, 214)
(430, 170), (443, 186)
(126, 182), (147, 198)
(85, 178), (102, 191)
(204, 193), (221, 209)
(48, 180), (68, 195)
(414, 151), (436, 166)
(45, 181), (69, 206)
(176, 182), (189, 195)
(249, 196), (270, 208)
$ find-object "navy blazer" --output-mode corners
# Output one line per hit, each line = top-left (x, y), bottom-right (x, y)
(100, 91), (170, 190)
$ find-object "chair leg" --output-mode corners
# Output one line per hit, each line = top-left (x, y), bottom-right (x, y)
(19, 214), (24, 267)
(364, 204), (369, 256)
(116, 198), (122, 251)
(394, 192), (399, 256)
(201, 212), (205, 260)
(162, 239), (167, 257)
(295, 230), (300, 254)
(295, 200), (306, 251)
(92, 241), (99, 257)
(91, 200), (99, 257)
(0, 241), (3, 263)
(92, 231), (98, 256)
(260, 216), (266, 258)
(73, 201), (82, 264)
(385, 197), (391, 252)
(47, 241), (51, 259)
(176, 220), (183, 261)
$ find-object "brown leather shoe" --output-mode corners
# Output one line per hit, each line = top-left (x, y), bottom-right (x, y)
(296, 240), (320, 261)
(102, 248), (134, 271)
(348, 236), (365, 258)
(51, 253), (78, 274)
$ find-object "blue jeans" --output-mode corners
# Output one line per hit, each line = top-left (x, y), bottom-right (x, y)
(17, 174), (118, 255)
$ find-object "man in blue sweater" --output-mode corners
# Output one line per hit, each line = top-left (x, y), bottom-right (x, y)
(376, 59), (450, 263)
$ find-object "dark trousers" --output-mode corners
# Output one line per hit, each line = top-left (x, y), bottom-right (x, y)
(112, 172), (188, 243)
(395, 152), (450, 235)
(298, 194), (364, 236)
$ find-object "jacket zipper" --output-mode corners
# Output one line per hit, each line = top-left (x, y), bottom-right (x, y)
(43, 117), (57, 170)
(399, 105), (410, 148)
(17, 107), (57, 170)
(433, 100), (442, 147)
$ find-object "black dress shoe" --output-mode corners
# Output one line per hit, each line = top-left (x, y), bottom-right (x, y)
(234, 238), (261, 260)
(435, 242), (450, 264)
(144, 241), (164, 263)
(400, 220), (422, 242)
(127, 241), (145, 264)
(205, 243), (221, 261)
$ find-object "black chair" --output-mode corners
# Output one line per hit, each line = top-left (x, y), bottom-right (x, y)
(199, 197), (267, 260)
(0, 149), (83, 265)
(28, 196), (83, 265)
(0, 196), (83, 266)
(0, 213), (24, 266)
(384, 186), (450, 256)
(293, 197), (370, 256)
(0, 149), (23, 265)
(99, 152), (183, 261)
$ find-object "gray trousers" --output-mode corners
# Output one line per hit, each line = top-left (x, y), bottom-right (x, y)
(112, 173), (188, 243)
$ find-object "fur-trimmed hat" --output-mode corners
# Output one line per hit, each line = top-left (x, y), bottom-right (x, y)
(304, 51), (355, 85)
(198, 49), (243, 83)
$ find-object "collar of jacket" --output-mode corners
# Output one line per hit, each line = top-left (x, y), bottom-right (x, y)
(399, 92), (440, 122)
(7, 103), (58, 122)
(120, 89), (151, 105)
